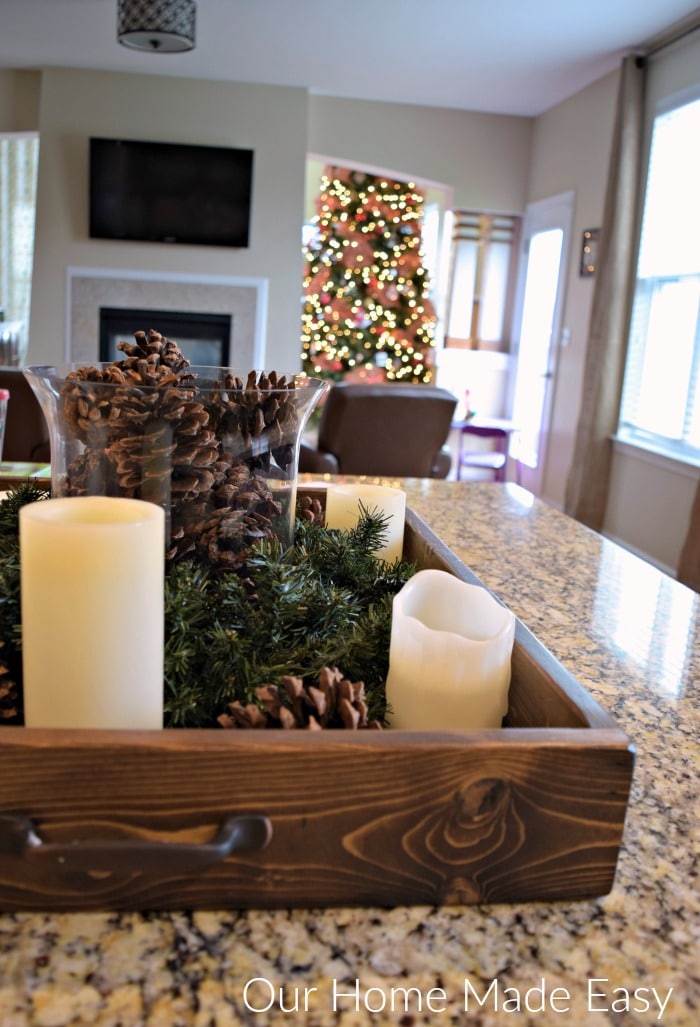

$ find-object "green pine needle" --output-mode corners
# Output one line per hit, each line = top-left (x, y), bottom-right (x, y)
(0, 486), (415, 728)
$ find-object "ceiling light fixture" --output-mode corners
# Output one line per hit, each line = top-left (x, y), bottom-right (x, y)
(117, 0), (197, 54)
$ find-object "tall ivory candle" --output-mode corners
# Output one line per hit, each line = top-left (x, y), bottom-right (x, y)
(20, 497), (165, 729)
(325, 483), (406, 562)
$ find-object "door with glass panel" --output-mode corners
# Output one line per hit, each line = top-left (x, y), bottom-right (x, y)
(508, 191), (574, 495)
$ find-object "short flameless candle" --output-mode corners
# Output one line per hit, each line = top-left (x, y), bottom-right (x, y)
(386, 569), (515, 729)
(20, 496), (165, 729)
(325, 483), (406, 562)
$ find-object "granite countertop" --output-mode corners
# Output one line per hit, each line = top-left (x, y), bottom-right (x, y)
(0, 480), (697, 1026)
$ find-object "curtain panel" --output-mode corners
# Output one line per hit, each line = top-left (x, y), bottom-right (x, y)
(0, 134), (39, 330)
(564, 56), (647, 530)
(678, 482), (700, 590)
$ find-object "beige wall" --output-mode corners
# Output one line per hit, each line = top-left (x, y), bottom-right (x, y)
(27, 68), (308, 370)
(4, 70), (534, 384)
(305, 88), (620, 511)
(0, 69), (40, 131)
(307, 95), (532, 214)
(527, 70), (619, 509)
(527, 29), (700, 574)
(304, 96), (534, 372)
(605, 447), (698, 572)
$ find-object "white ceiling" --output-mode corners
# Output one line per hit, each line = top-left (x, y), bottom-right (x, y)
(1, 0), (699, 117)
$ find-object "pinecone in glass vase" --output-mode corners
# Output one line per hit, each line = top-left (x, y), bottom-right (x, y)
(207, 369), (300, 473)
(59, 330), (296, 569)
(62, 329), (218, 505)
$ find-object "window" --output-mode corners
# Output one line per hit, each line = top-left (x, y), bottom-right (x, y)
(0, 132), (39, 362)
(444, 211), (520, 350)
(618, 92), (700, 464)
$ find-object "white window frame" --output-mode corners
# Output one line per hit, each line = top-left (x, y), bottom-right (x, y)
(617, 84), (700, 469)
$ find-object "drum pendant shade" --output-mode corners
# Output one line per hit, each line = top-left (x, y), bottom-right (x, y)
(118, 0), (196, 53)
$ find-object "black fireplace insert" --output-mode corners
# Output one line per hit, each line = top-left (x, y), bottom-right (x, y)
(99, 307), (232, 366)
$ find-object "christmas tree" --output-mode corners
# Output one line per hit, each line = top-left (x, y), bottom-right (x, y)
(301, 166), (437, 383)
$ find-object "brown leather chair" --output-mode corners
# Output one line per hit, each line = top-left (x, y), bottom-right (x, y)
(299, 382), (457, 478)
(0, 368), (50, 463)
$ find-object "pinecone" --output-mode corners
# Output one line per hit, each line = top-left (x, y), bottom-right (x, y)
(108, 387), (218, 500)
(207, 370), (300, 472)
(117, 328), (193, 378)
(188, 503), (279, 571)
(62, 330), (219, 503)
(60, 362), (129, 445)
(61, 448), (123, 497)
(61, 328), (194, 437)
(297, 494), (324, 526)
(60, 331), (294, 569)
(0, 642), (20, 723)
(218, 666), (383, 730)
(169, 467), (282, 568)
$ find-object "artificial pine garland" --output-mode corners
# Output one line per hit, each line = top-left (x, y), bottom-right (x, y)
(0, 481), (46, 722)
(0, 482), (414, 728)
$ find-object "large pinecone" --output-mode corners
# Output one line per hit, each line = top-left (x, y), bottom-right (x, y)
(62, 330), (218, 502)
(218, 666), (382, 730)
(59, 330), (297, 568)
(207, 369), (300, 472)
(61, 330), (194, 442)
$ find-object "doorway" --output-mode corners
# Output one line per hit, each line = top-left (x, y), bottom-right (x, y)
(507, 190), (574, 494)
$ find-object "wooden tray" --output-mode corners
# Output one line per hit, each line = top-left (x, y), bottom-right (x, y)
(0, 501), (634, 911)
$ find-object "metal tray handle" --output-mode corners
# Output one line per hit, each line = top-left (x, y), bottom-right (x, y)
(0, 813), (272, 875)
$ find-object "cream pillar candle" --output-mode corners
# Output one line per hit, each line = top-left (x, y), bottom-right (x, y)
(20, 497), (165, 729)
(325, 483), (406, 562)
(386, 569), (515, 730)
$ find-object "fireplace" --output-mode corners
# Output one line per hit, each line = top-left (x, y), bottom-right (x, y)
(67, 268), (267, 369)
(99, 307), (232, 366)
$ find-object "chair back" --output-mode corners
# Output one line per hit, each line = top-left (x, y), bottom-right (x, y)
(0, 368), (50, 463)
(312, 382), (457, 477)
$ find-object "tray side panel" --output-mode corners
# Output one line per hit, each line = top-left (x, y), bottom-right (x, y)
(0, 735), (634, 910)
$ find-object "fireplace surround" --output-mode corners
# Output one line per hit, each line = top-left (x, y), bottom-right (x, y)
(66, 267), (267, 368)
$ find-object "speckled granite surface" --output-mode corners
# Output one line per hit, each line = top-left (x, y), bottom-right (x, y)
(0, 480), (697, 1026)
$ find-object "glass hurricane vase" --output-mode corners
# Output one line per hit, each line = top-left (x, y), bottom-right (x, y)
(25, 363), (329, 570)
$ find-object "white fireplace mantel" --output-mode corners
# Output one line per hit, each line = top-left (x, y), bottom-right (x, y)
(66, 267), (268, 368)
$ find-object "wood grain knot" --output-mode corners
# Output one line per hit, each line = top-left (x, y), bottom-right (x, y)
(456, 778), (509, 820)
(435, 777), (511, 858)
(442, 876), (481, 904)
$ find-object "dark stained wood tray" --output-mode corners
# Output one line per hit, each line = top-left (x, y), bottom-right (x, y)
(0, 499), (634, 910)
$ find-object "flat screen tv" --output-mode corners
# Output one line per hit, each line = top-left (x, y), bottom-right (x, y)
(89, 137), (253, 248)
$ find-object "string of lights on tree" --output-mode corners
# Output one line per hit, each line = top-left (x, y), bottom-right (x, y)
(300, 166), (437, 383)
